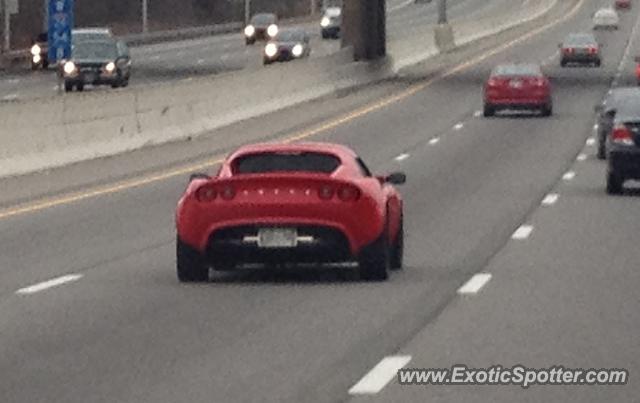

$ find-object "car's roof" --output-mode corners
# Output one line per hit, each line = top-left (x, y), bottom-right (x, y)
(564, 32), (596, 43)
(325, 7), (342, 16)
(229, 142), (356, 160)
(73, 27), (112, 34)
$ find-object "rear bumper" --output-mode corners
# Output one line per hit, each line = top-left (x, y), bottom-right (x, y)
(206, 224), (354, 265)
(485, 97), (550, 109)
(264, 51), (296, 63)
(609, 147), (640, 178)
(561, 54), (600, 64)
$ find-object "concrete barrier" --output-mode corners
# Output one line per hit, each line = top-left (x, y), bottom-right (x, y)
(0, 0), (561, 179)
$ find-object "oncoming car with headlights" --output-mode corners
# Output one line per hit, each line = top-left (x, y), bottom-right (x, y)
(244, 13), (279, 45)
(321, 6), (342, 39)
(264, 28), (311, 65)
(61, 39), (131, 92)
(30, 32), (49, 70)
(175, 142), (407, 282)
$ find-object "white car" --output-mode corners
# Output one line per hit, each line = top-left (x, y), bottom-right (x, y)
(593, 8), (619, 30)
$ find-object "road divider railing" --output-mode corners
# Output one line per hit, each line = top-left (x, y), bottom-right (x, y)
(0, 0), (561, 179)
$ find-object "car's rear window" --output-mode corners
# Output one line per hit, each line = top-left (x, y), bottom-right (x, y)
(233, 152), (341, 174)
(492, 64), (541, 77)
(565, 34), (596, 45)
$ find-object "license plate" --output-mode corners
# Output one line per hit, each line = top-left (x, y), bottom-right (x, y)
(83, 73), (96, 83)
(258, 228), (297, 248)
(509, 80), (523, 88)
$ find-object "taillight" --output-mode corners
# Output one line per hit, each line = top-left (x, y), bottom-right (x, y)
(635, 64), (640, 77)
(196, 185), (217, 202)
(563, 47), (574, 54)
(337, 186), (361, 202)
(612, 124), (634, 145)
(220, 186), (236, 200)
(318, 185), (334, 200)
(533, 77), (546, 87)
(588, 46), (598, 54)
(487, 78), (499, 87)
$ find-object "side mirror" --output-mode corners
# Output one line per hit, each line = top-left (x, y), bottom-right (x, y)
(385, 172), (407, 185)
(189, 173), (211, 182)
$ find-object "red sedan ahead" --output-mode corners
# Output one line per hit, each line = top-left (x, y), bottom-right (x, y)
(615, 0), (631, 9)
(175, 142), (406, 282)
(483, 63), (553, 117)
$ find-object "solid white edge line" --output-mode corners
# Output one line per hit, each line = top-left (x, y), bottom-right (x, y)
(16, 274), (83, 295)
(458, 273), (492, 295)
(586, 137), (596, 146)
(512, 225), (533, 240)
(349, 355), (412, 395)
(562, 171), (576, 181)
(395, 153), (410, 161)
(542, 193), (559, 206)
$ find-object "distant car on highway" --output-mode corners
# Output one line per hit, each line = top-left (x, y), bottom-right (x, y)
(244, 13), (279, 45)
(594, 87), (640, 159)
(559, 33), (601, 67)
(604, 101), (640, 194)
(175, 142), (406, 282)
(30, 32), (49, 70)
(483, 63), (552, 117)
(321, 6), (342, 39)
(593, 8), (619, 30)
(263, 28), (311, 65)
(61, 39), (131, 92)
(615, 0), (631, 10)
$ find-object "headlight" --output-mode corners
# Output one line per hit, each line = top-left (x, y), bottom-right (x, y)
(244, 25), (255, 37)
(321, 17), (331, 27)
(265, 43), (278, 58)
(292, 44), (304, 57)
(33, 54), (41, 64)
(31, 44), (41, 56)
(63, 61), (76, 75)
(105, 62), (116, 73)
(267, 24), (279, 38)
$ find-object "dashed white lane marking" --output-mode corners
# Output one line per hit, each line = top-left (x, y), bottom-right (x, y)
(1, 93), (18, 101)
(16, 274), (83, 295)
(429, 137), (440, 145)
(349, 355), (412, 395)
(395, 153), (410, 161)
(458, 273), (492, 295)
(181, 77), (194, 82)
(453, 123), (464, 130)
(586, 137), (596, 146)
(512, 225), (533, 240)
(473, 110), (483, 118)
(221, 53), (230, 61)
(577, 153), (587, 161)
(593, 124), (599, 130)
(7, 78), (20, 84)
(562, 171), (576, 181)
(150, 55), (161, 61)
(542, 193), (559, 206)
(197, 59), (205, 65)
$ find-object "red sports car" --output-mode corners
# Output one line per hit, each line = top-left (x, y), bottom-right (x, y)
(483, 63), (552, 117)
(615, 0), (631, 9)
(175, 142), (406, 282)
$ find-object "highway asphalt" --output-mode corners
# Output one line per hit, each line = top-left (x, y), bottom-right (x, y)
(0, 0), (526, 102)
(1, 0), (638, 402)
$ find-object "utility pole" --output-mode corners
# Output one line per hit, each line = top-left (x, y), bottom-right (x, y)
(142, 0), (148, 33)
(434, 0), (454, 52)
(244, 0), (251, 25)
(311, 0), (317, 15)
(2, 0), (10, 52)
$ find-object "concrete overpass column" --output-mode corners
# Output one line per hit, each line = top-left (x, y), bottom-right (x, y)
(342, 0), (386, 61)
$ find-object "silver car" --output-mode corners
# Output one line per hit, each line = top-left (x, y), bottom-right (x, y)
(593, 8), (619, 30)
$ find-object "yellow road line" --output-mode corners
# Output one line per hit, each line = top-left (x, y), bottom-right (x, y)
(0, 0), (584, 221)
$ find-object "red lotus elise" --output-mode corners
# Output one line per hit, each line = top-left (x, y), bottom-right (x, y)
(175, 142), (406, 282)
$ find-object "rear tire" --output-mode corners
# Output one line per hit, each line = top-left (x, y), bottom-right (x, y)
(390, 216), (404, 271)
(177, 237), (209, 282)
(246, 38), (255, 45)
(358, 232), (390, 281)
(597, 141), (606, 160)
(76, 83), (84, 92)
(595, 59), (601, 67)
(560, 59), (567, 67)
(483, 103), (495, 117)
(541, 103), (552, 117)
(606, 171), (624, 195)
(64, 82), (73, 92)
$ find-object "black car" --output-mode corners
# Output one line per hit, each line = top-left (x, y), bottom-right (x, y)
(603, 97), (640, 194)
(595, 88), (640, 159)
(61, 39), (131, 92)
(320, 7), (342, 39)
(263, 28), (311, 65)
(244, 13), (279, 45)
(559, 33), (601, 67)
(30, 32), (49, 70)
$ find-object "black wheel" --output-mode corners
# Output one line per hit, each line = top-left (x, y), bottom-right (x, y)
(111, 82), (120, 89)
(322, 32), (328, 39)
(358, 224), (391, 282)
(541, 103), (552, 117)
(76, 83), (84, 92)
(560, 60), (567, 67)
(43, 60), (49, 69)
(246, 38), (255, 45)
(390, 216), (404, 271)
(606, 171), (624, 195)
(64, 82), (73, 92)
(177, 237), (209, 282)
(595, 59), (601, 67)
(483, 103), (495, 117)
(120, 78), (130, 88)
